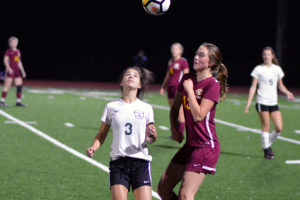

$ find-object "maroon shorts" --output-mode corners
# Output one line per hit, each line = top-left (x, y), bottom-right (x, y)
(6, 69), (21, 78)
(171, 144), (220, 175)
(167, 85), (177, 99)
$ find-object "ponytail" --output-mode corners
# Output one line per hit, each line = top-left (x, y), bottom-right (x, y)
(216, 63), (228, 101)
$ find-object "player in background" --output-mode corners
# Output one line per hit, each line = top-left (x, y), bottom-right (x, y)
(157, 43), (228, 200)
(160, 43), (190, 137)
(0, 36), (26, 107)
(86, 66), (157, 200)
(244, 47), (294, 159)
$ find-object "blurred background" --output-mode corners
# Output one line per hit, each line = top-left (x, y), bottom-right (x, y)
(0, 0), (299, 87)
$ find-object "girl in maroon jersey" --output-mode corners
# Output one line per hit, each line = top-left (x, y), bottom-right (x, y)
(160, 43), (190, 137)
(157, 43), (228, 200)
(0, 36), (26, 107)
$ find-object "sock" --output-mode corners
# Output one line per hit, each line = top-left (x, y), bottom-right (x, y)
(1, 91), (7, 102)
(17, 98), (21, 103)
(178, 122), (185, 136)
(261, 131), (270, 149)
(16, 85), (22, 99)
(270, 130), (280, 146)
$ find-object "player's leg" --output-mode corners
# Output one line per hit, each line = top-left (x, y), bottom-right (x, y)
(178, 171), (206, 200)
(257, 110), (273, 159)
(0, 77), (13, 106)
(168, 98), (174, 107)
(14, 77), (26, 106)
(157, 162), (185, 200)
(133, 186), (152, 200)
(111, 185), (128, 200)
(269, 110), (283, 146)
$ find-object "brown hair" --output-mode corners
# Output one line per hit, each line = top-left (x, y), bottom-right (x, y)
(201, 42), (228, 101)
(262, 46), (279, 65)
(119, 66), (154, 98)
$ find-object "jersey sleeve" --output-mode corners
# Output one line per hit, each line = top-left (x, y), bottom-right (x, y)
(146, 105), (155, 125)
(101, 104), (112, 125)
(250, 66), (259, 78)
(182, 59), (189, 70)
(278, 67), (284, 79)
(4, 50), (10, 57)
(202, 80), (220, 104)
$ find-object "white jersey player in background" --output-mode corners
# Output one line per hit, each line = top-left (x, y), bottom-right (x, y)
(86, 66), (157, 200)
(244, 47), (294, 159)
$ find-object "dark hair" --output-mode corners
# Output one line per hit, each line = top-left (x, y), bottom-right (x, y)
(262, 46), (279, 65)
(119, 66), (154, 98)
(201, 42), (228, 101)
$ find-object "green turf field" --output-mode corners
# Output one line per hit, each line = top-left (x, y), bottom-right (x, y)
(0, 86), (299, 200)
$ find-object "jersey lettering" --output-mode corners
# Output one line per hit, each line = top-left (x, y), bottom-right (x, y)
(183, 95), (190, 110)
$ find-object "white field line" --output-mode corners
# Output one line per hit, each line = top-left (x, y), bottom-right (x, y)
(285, 160), (300, 164)
(0, 109), (161, 200)
(68, 91), (300, 146)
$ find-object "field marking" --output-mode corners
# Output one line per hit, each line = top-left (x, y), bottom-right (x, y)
(5, 120), (38, 125)
(0, 109), (161, 200)
(285, 160), (300, 164)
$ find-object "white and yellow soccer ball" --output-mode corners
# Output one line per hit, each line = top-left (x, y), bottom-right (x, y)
(142, 0), (171, 16)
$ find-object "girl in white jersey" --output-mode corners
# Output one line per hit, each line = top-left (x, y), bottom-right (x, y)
(86, 66), (157, 200)
(244, 47), (294, 159)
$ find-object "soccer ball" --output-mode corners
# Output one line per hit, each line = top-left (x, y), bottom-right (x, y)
(142, 0), (171, 16)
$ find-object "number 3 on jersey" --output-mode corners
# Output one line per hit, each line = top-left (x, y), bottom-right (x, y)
(125, 123), (133, 135)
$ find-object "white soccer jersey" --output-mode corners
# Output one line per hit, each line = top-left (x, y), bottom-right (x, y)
(251, 64), (284, 106)
(101, 98), (154, 161)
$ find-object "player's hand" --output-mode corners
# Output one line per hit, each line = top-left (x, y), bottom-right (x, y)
(183, 79), (194, 93)
(86, 147), (96, 158)
(287, 92), (294, 101)
(244, 105), (250, 113)
(22, 72), (26, 79)
(171, 126), (183, 144)
(146, 124), (157, 144)
(160, 88), (165, 96)
(7, 68), (13, 75)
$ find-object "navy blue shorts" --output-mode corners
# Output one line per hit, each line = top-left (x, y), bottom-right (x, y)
(255, 103), (279, 113)
(109, 157), (152, 191)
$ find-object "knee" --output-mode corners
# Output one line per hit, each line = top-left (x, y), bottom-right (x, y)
(179, 188), (193, 200)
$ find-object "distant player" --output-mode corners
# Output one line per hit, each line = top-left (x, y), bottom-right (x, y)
(157, 43), (228, 200)
(86, 66), (157, 200)
(244, 47), (294, 159)
(0, 36), (26, 107)
(160, 43), (190, 137)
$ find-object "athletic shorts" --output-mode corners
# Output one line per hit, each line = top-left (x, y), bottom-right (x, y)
(6, 69), (21, 79)
(255, 103), (279, 113)
(171, 144), (220, 175)
(167, 85), (177, 99)
(109, 157), (152, 191)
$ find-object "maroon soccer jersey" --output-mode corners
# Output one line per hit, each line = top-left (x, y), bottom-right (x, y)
(5, 49), (21, 70)
(167, 58), (189, 87)
(178, 73), (220, 148)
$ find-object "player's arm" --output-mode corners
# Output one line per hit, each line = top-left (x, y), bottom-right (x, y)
(18, 60), (26, 78)
(146, 123), (157, 144)
(183, 68), (189, 74)
(3, 55), (13, 74)
(184, 79), (214, 122)
(86, 122), (110, 157)
(278, 78), (294, 100)
(170, 91), (183, 143)
(244, 78), (258, 113)
(160, 70), (170, 95)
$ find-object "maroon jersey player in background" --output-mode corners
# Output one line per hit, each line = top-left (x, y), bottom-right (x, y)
(160, 43), (190, 137)
(0, 36), (26, 107)
(157, 43), (228, 200)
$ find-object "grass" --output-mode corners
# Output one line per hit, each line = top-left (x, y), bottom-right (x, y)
(0, 86), (299, 200)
